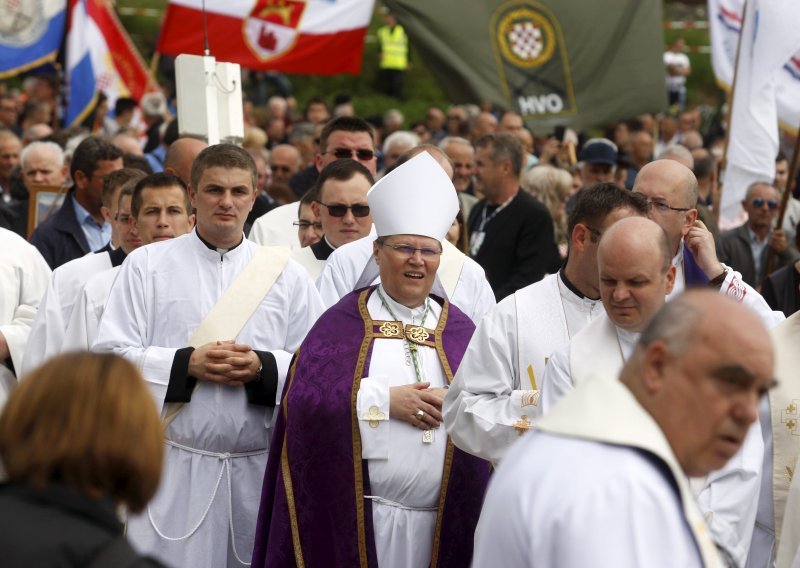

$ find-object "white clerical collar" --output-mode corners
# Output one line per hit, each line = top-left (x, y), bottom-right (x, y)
(557, 269), (601, 311)
(376, 284), (431, 326)
(193, 228), (246, 260)
(324, 235), (337, 250)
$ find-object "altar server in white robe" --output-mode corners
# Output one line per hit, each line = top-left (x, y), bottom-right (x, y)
(290, 159), (374, 280)
(444, 183), (649, 463)
(63, 173), (194, 351)
(0, 228), (50, 405)
(93, 144), (325, 568)
(474, 291), (775, 568)
(316, 144), (496, 324)
(542, 216), (763, 567)
(22, 168), (145, 374)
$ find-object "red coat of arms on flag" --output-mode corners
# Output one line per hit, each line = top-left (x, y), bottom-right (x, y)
(243, 0), (307, 61)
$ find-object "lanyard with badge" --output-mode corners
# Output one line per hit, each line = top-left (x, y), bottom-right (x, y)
(469, 196), (513, 256)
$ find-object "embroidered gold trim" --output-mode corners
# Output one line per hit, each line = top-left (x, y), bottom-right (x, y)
(406, 324), (430, 343)
(513, 414), (533, 436)
(521, 390), (541, 408)
(281, 352), (306, 567)
(354, 289), (375, 567)
(361, 405), (386, 428)
(378, 320), (403, 338)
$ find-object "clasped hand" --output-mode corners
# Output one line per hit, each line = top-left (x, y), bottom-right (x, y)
(390, 382), (447, 431)
(188, 340), (260, 387)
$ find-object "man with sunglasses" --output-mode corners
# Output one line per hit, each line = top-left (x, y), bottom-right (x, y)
(717, 182), (798, 288)
(250, 116), (377, 247)
(290, 160), (374, 279)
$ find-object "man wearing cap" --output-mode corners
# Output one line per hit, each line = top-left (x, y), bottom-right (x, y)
(289, 160), (374, 280)
(315, 144), (496, 325)
(444, 184), (649, 464)
(577, 138), (618, 189)
(251, 152), (490, 568)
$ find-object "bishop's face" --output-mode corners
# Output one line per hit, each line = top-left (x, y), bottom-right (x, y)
(374, 234), (442, 309)
(190, 166), (255, 248)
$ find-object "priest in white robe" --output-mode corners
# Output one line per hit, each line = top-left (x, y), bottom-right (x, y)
(93, 145), (325, 568)
(252, 151), (489, 568)
(63, 173), (194, 352)
(474, 291), (775, 568)
(0, 228), (51, 405)
(541, 216), (764, 567)
(22, 168), (146, 374)
(443, 183), (649, 463)
(633, 159), (783, 327)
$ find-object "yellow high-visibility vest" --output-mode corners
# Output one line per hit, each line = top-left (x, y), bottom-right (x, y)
(377, 25), (408, 70)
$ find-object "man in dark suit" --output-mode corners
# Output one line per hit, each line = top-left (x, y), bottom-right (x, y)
(30, 137), (123, 268)
(467, 132), (559, 300)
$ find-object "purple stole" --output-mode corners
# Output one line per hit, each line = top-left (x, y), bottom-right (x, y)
(252, 287), (490, 568)
(683, 243), (710, 286)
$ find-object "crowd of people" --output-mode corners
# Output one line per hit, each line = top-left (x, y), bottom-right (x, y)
(1, 72), (800, 568)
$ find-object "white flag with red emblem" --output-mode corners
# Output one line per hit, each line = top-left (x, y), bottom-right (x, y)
(156, 0), (375, 75)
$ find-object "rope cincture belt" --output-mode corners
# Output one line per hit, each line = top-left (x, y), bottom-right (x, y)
(364, 495), (438, 512)
(147, 440), (268, 566)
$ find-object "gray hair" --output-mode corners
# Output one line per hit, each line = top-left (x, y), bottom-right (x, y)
(20, 141), (64, 169)
(383, 130), (420, 153)
(638, 293), (702, 358)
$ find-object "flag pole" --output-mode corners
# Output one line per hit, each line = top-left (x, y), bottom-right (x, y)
(717, 0), (748, 186)
(764, 124), (800, 276)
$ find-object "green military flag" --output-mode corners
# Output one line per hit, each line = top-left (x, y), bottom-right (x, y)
(384, 0), (667, 131)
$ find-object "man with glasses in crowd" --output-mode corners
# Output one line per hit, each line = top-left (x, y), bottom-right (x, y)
(250, 116), (377, 247)
(716, 182), (798, 288)
(293, 192), (323, 248)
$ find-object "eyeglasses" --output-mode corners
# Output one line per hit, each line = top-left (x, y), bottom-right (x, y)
(316, 201), (371, 217)
(380, 242), (442, 258)
(293, 220), (322, 229)
(647, 199), (690, 213)
(325, 148), (375, 161)
(751, 197), (779, 210)
(271, 165), (293, 173)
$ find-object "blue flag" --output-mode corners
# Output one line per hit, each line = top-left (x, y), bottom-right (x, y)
(0, 1), (67, 79)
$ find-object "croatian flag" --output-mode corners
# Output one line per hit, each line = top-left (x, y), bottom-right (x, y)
(65, 0), (153, 125)
(157, 0), (375, 75)
(0, 0), (66, 79)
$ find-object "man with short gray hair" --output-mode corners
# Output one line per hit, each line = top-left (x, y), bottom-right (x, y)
(467, 132), (560, 300)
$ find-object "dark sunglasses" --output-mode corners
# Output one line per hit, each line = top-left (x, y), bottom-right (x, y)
(327, 148), (375, 161)
(752, 197), (778, 210)
(316, 201), (371, 217)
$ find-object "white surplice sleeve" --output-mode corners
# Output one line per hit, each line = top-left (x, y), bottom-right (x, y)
(692, 419), (763, 567)
(718, 266), (785, 329)
(538, 343), (573, 416)
(92, 249), (175, 403)
(0, 242), (51, 374)
(444, 304), (538, 464)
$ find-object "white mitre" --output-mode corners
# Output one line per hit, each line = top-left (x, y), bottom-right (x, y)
(367, 151), (459, 242)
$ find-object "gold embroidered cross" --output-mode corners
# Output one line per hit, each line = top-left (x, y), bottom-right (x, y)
(788, 419), (797, 432)
(361, 405), (386, 428)
(788, 403), (797, 414)
(406, 325), (430, 344)
(513, 414), (532, 436)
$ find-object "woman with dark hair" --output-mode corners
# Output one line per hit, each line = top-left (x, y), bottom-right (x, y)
(0, 353), (167, 567)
